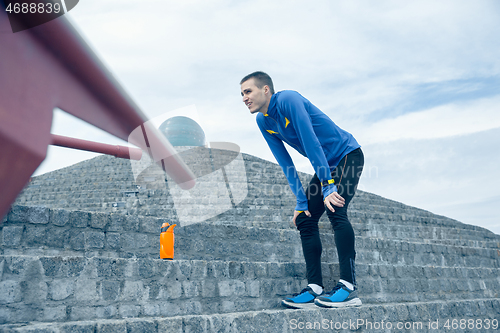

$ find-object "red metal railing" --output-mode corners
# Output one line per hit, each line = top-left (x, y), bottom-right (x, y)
(50, 134), (143, 161)
(0, 9), (195, 218)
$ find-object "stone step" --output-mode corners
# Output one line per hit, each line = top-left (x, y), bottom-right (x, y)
(5, 233), (499, 269)
(174, 225), (500, 268)
(6, 153), (499, 332)
(13, 201), (480, 240)
(23, 176), (416, 209)
(19, 182), (410, 211)
(212, 214), (497, 241)
(3, 207), (499, 267)
(2, 298), (500, 332)
(21, 159), (436, 211)
(8, 203), (495, 246)
(197, 214), (500, 246)
(11, 197), (500, 241)
(214, 220), (500, 252)
(225, 219), (500, 244)
(0, 299), (500, 333)
(13, 154), (464, 218)
(1, 255), (499, 326)
(19, 178), (495, 244)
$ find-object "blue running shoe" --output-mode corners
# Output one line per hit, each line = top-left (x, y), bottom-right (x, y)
(281, 286), (322, 309)
(314, 282), (362, 308)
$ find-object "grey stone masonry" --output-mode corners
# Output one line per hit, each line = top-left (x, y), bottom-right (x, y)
(1, 205), (172, 259)
(2, 150), (499, 331)
(0, 255), (499, 325)
(2, 298), (500, 333)
(15, 153), (496, 237)
(3, 206), (500, 269)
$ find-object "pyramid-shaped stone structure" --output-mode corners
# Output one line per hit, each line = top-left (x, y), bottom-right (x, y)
(1, 150), (499, 332)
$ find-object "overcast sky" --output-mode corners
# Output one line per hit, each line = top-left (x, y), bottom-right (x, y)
(36, 0), (500, 234)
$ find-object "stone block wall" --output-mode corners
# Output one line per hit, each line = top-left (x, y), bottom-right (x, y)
(2, 151), (500, 332)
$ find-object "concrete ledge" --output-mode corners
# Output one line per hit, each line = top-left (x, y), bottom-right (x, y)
(1, 255), (499, 324)
(6, 153), (500, 331)
(3, 213), (499, 268)
(2, 298), (499, 333)
(13, 155), (498, 241)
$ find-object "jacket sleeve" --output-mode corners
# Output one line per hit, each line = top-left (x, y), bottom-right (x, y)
(257, 116), (308, 211)
(279, 92), (337, 198)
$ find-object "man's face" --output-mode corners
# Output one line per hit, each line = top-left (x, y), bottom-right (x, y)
(241, 78), (269, 114)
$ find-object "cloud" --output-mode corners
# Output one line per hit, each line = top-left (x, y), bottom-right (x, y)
(359, 127), (500, 234)
(355, 95), (500, 145)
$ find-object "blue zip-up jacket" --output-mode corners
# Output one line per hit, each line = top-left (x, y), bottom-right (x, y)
(256, 90), (360, 211)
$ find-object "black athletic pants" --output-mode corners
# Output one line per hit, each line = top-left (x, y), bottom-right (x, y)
(295, 147), (364, 287)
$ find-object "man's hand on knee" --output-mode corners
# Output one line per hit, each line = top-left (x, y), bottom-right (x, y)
(324, 192), (345, 213)
(292, 210), (311, 226)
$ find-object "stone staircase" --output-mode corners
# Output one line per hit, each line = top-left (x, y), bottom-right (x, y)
(2, 151), (500, 332)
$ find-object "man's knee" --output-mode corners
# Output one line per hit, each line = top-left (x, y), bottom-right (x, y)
(296, 217), (320, 233)
(326, 207), (351, 227)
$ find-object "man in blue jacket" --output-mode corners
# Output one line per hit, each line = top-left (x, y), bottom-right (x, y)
(240, 71), (364, 308)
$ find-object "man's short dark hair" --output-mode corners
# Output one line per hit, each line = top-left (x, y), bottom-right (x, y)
(240, 71), (275, 95)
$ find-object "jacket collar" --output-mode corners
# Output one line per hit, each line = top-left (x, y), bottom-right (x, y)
(264, 93), (278, 118)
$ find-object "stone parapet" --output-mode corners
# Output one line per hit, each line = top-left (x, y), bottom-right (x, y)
(3, 151), (499, 331)
(1, 255), (499, 325)
(3, 206), (500, 268)
(1, 298), (499, 333)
